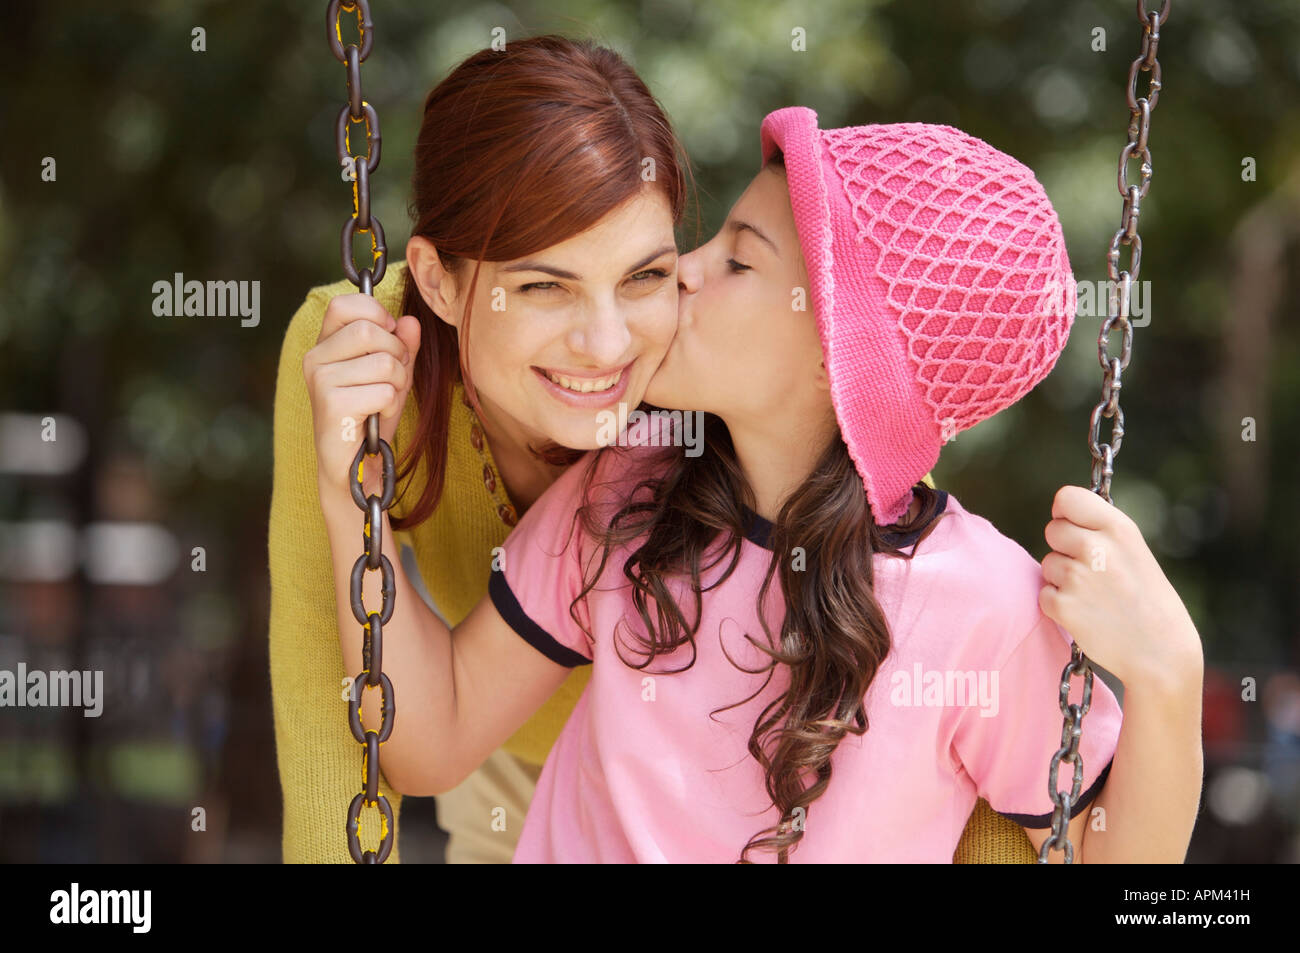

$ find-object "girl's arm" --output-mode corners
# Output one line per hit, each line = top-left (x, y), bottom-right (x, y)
(1019, 658), (1202, 864)
(318, 479), (570, 796)
(1079, 660), (1202, 863)
(1036, 484), (1205, 863)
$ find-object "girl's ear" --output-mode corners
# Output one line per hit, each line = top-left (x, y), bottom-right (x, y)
(406, 236), (462, 327)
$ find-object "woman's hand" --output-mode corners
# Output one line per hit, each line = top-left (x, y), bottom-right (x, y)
(1038, 484), (1203, 689)
(302, 293), (422, 498)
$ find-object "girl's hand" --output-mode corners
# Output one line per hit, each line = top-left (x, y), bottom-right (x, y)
(1038, 485), (1203, 688)
(303, 293), (422, 498)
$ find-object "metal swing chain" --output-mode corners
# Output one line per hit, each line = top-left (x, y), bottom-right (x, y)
(1039, 0), (1170, 864)
(327, 0), (395, 864)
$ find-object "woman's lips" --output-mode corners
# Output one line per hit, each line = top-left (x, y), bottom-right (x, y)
(532, 360), (634, 408)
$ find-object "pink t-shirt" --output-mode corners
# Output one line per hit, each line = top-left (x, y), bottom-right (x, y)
(489, 433), (1123, 863)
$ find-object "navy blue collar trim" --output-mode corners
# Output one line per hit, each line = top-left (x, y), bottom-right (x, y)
(740, 490), (948, 552)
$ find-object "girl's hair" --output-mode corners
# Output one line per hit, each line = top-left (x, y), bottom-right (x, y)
(569, 150), (949, 863)
(573, 419), (949, 863)
(390, 35), (692, 531)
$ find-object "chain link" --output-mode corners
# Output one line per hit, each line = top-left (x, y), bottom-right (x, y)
(1040, 0), (1170, 864)
(327, 0), (395, 864)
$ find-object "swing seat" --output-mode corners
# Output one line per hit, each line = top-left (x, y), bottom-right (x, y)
(953, 797), (1037, 863)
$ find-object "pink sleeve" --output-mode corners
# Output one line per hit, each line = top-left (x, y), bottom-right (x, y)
(950, 613), (1123, 827)
(487, 454), (596, 666)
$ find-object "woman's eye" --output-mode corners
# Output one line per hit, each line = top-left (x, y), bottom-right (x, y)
(521, 281), (561, 293)
(629, 268), (670, 283)
(727, 258), (751, 273)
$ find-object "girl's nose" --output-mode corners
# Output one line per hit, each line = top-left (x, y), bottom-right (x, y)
(676, 247), (703, 295)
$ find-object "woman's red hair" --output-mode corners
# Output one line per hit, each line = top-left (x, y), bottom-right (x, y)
(390, 35), (692, 531)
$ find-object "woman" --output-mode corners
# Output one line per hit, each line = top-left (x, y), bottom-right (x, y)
(271, 34), (687, 863)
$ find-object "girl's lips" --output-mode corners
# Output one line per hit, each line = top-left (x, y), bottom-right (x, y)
(532, 360), (634, 408)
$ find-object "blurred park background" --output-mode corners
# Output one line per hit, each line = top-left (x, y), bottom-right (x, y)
(0, 0), (1297, 862)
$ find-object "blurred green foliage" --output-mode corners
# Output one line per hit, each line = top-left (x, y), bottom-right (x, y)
(1, 2), (1297, 833)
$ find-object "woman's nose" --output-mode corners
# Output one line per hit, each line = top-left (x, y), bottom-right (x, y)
(570, 305), (633, 366)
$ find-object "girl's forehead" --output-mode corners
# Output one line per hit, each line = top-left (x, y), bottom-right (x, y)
(728, 171), (798, 253)
(733, 172), (780, 221)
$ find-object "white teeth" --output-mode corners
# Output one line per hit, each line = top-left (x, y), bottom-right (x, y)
(545, 369), (621, 393)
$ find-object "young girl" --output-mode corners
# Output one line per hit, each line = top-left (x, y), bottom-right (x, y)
(333, 109), (1204, 862)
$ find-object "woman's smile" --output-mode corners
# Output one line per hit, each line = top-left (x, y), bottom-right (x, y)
(531, 359), (635, 408)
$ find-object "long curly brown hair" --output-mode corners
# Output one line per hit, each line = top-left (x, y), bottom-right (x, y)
(570, 413), (949, 863)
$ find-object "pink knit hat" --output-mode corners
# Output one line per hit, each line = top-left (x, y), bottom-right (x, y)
(759, 107), (1076, 525)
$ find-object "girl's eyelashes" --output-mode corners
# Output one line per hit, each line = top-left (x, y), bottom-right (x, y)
(726, 258), (752, 273)
(520, 281), (560, 293)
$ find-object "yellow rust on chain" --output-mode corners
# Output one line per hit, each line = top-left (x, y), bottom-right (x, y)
(355, 799), (390, 853)
(331, 0), (394, 864)
(334, 3), (367, 53)
(343, 111), (373, 166)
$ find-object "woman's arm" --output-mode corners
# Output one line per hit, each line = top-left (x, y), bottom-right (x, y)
(318, 480), (571, 796)
(304, 289), (574, 798)
(269, 290), (394, 863)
